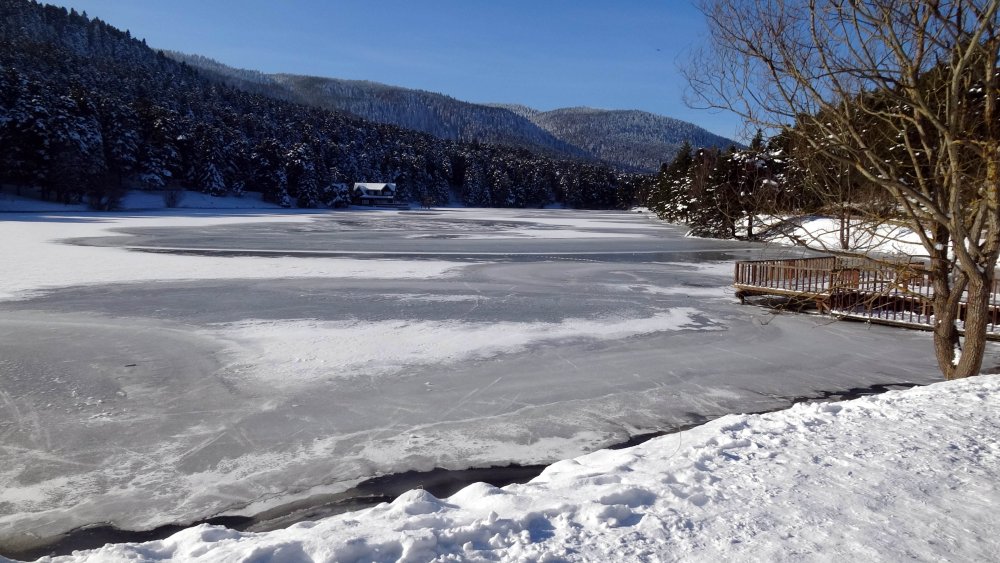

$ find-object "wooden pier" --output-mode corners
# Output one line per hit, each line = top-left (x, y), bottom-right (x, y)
(733, 256), (1000, 335)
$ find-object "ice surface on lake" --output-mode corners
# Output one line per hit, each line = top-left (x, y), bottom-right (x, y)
(0, 211), (464, 301)
(208, 309), (716, 385)
(0, 208), (962, 555)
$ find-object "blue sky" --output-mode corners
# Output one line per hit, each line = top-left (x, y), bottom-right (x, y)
(48, 0), (743, 139)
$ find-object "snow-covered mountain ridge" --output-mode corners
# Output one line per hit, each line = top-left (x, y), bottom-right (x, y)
(166, 52), (736, 172)
(505, 105), (740, 173)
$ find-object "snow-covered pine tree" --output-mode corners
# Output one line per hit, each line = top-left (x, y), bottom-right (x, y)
(285, 142), (321, 207)
(250, 138), (291, 207)
(134, 101), (179, 190)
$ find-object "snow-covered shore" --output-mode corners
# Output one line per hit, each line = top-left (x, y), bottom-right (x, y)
(0, 189), (285, 212)
(30, 375), (999, 563)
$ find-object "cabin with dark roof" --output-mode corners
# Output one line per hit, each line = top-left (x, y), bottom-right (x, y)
(353, 183), (396, 206)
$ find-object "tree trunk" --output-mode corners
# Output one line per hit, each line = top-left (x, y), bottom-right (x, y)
(838, 209), (849, 250)
(952, 274), (994, 379)
(931, 255), (968, 379)
(932, 268), (990, 380)
(932, 287), (962, 380)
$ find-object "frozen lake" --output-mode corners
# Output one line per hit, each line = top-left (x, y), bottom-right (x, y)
(0, 208), (969, 556)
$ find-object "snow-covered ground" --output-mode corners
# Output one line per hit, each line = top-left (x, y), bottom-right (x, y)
(758, 216), (926, 257)
(33, 375), (1000, 563)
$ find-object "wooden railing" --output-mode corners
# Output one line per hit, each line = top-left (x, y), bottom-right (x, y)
(734, 255), (1000, 333)
(829, 261), (935, 326)
(734, 256), (837, 295)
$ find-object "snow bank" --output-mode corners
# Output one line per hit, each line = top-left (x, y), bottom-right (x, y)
(40, 375), (1000, 562)
(0, 212), (465, 301)
(765, 216), (925, 257)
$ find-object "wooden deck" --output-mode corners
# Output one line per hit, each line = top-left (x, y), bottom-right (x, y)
(733, 256), (1000, 335)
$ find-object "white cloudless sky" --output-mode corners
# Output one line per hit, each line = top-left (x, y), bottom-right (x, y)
(47, 0), (745, 140)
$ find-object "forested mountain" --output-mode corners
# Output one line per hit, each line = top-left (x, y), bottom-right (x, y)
(270, 75), (591, 159)
(167, 53), (735, 173)
(0, 0), (640, 209)
(513, 107), (739, 173)
(164, 52), (588, 160)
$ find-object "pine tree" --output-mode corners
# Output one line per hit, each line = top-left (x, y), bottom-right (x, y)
(134, 101), (179, 190)
(648, 141), (694, 221)
(250, 138), (290, 207)
(689, 147), (739, 238)
(96, 95), (139, 190)
(285, 142), (321, 207)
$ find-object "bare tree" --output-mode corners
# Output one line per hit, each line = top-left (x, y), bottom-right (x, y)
(687, 0), (1000, 379)
(787, 135), (896, 251)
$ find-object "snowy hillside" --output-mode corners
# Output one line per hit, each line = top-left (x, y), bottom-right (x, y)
(33, 375), (1000, 562)
(271, 75), (589, 159)
(165, 52), (736, 172)
(164, 52), (588, 159)
(521, 106), (739, 172)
